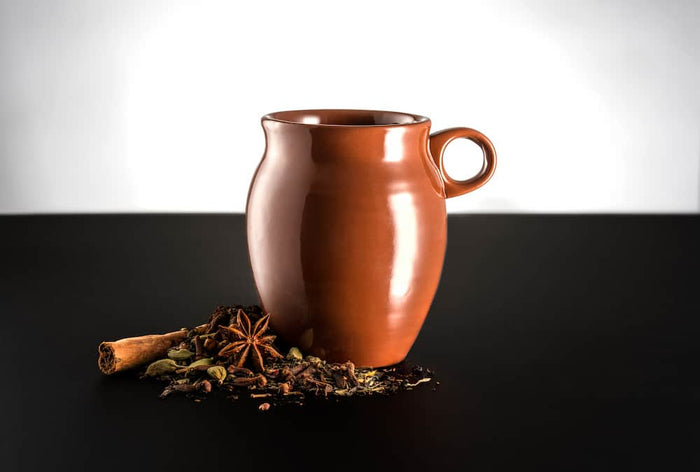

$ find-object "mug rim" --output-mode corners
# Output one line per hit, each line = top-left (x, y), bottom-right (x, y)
(262, 109), (430, 128)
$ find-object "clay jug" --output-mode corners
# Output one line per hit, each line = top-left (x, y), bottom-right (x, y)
(246, 109), (496, 366)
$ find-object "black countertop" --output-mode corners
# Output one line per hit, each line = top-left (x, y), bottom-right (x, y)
(1, 214), (698, 470)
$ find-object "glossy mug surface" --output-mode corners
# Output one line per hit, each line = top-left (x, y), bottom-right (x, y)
(247, 109), (496, 366)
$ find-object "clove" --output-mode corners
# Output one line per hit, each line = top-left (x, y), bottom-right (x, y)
(227, 365), (254, 376)
(203, 337), (218, 353)
(345, 361), (359, 387)
(194, 336), (205, 360)
(332, 370), (348, 389)
(232, 374), (267, 388)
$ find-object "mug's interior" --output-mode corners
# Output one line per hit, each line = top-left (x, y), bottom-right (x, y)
(265, 109), (428, 126)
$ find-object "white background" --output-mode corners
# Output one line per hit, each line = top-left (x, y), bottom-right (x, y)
(1, 0), (699, 214)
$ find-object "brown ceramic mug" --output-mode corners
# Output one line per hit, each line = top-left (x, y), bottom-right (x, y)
(246, 109), (496, 367)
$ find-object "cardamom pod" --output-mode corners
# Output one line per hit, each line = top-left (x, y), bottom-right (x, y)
(167, 348), (194, 361)
(207, 365), (227, 384)
(189, 358), (214, 368)
(287, 347), (303, 360)
(145, 358), (178, 377)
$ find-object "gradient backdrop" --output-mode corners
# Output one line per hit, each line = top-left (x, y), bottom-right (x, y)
(1, 0), (699, 214)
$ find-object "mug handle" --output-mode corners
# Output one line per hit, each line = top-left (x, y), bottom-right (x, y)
(429, 127), (497, 198)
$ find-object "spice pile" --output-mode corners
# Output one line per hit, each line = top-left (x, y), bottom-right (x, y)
(98, 305), (435, 410)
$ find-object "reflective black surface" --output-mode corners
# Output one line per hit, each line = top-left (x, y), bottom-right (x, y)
(1, 214), (699, 470)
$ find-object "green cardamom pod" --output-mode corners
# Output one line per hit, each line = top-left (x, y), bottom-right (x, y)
(306, 355), (322, 366)
(145, 359), (178, 377)
(167, 348), (194, 361)
(207, 366), (227, 383)
(189, 358), (214, 368)
(287, 347), (303, 360)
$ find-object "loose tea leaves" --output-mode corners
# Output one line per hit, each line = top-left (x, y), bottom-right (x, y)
(99, 305), (435, 409)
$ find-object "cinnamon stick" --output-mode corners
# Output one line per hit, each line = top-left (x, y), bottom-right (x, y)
(98, 329), (188, 375)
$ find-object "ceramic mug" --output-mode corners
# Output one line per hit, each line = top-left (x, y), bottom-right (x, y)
(247, 109), (496, 366)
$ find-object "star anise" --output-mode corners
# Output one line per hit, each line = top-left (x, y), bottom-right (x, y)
(217, 309), (282, 372)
